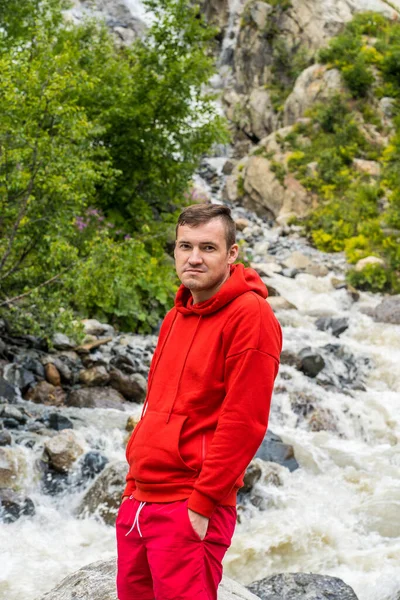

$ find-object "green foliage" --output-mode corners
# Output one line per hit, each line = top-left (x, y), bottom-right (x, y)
(0, 0), (226, 339)
(270, 160), (286, 185)
(347, 264), (397, 293)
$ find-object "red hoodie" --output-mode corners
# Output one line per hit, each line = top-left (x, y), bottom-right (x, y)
(123, 263), (282, 518)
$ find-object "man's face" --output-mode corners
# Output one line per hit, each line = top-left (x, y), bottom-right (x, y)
(174, 218), (239, 303)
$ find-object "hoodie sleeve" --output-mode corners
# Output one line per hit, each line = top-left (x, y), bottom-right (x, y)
(187, 295), (282, 518)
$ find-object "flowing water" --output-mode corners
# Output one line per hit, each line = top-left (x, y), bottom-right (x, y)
(1, 210), (399, 600)
(2, 1), (400, 599)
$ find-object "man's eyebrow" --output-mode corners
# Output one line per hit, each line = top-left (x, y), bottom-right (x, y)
(177, 240), (219, 245)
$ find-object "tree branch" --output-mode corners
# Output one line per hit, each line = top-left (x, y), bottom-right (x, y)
(0, 269), (69, 308)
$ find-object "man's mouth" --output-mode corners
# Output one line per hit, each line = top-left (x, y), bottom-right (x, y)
(184, 269), (205, 273)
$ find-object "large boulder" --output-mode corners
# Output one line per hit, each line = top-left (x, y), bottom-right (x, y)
(242, 156), (312, 220)
(25, 380), (66, 407)
(44, 430), (84, 473)
(247, 572), (359, 599)
(38, 559), (261, 600)
(0, 446), (27, 489)
(284, 65), (342, 126)
(371, 295), (400, 324)
(76, 461), (127, 525)
(67, 386), (126, 410)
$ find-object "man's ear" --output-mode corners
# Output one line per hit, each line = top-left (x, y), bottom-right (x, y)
(228, 244), (239, 264)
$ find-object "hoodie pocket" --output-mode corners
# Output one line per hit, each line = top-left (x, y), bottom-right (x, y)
(129, 410), (198, 483)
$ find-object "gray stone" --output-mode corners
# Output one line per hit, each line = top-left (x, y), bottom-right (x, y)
(247, 572), (358, 599)
(0, 405), (26, 423)
(315, 317), (349, 337)
(39, 558), (261, 600)
(76, 460), (127, 525)
(0, 377), (18, 402)
(256, 430), (299, 472)
(372, 295), (400, 324)
(0, 488), (35, 523)
(299, 348), (325, 378)
(52, 333), (76, 351)
(267, 297), (297, 311)
(109, 369), (147, 402)
(67, 386), (126, 410)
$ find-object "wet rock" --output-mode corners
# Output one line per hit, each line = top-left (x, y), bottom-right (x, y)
(315, 317), (349, 337)
(0, 428), (12, 446)
(20, 356), (45, 379)
(52, 333), (76, 351)
(371, 295), (400, 324)
(39, 558), (260, 600)
(331, 278), (360, 301)
(0, 405), (26, 423)
(242, 461), (263, 493)
(80, 452), (109, 482)
(256, 430), (299, 472)
(308, 408), (337, 432)
(3, 364), (36, 394)
(126, 415), (140, 432)
(44, 430), (84, 473)
(47, 413), (74, 431)
(0, 446), (27, 489)
(0, 489), (35, 523)
(45, 363), (61, 386)
(109, 369), (147, 402)
(76, 460), (127, 525)
(281, 267), (299, 278)
(79, 366), (110, 387)
(67, 386), (126, 410)
(355, 256), (385, 271)
(267, 297), (297, 311)
(25, 381), (66, 406)
(290, 392), (315, 418)
(2, 418), (20, 429)
(280, 350), (301, 369)
(299, 348), (325, 377)
(284, 65), (343, 126)
(247, 572), (358, 600)
(40, 462), (69, 495)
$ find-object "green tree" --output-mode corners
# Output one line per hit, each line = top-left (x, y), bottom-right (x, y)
(0, 0), (226, 339)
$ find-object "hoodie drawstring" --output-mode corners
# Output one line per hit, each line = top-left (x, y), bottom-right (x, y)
(166, 315), (202, 423)
(125, 500), (147, 538)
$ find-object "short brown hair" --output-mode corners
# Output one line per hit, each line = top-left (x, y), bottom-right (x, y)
(176, 204), (236, 249)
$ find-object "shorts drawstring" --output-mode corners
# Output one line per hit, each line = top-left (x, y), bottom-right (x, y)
(125, 500), (146, 538)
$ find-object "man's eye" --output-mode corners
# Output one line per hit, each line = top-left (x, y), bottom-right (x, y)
(180, 244), (190, 249)
(205, 246), (215, 251)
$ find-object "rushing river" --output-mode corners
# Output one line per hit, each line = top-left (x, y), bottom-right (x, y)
(1, 208), (399, 600)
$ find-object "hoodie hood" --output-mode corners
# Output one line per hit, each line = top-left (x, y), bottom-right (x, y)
(175, 263), (268, 316)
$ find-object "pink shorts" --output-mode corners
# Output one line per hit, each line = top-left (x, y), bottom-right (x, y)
(116, 496), (237, 600)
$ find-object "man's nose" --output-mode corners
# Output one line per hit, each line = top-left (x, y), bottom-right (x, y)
(188, 249), (203, 264)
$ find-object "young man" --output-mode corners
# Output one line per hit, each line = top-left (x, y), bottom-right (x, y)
(116, 204), (282, 600)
